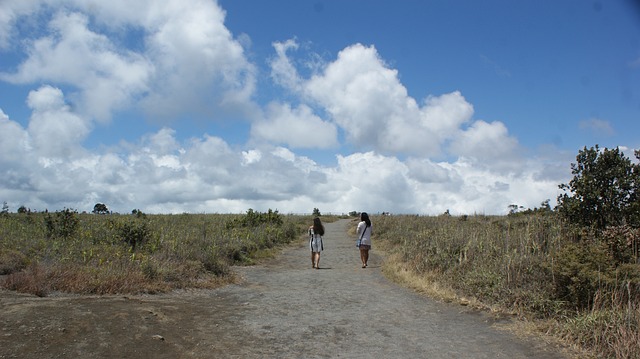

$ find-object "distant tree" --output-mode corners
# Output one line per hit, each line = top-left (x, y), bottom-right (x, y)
(508, 204), (524, 215)
(539, 199), (552, 212)
(557, 145), (639, 230)
(132, 209), (146, 218)
(93, 203), (109, 214)
(17, 205), (29, 214)
(1, 202), (8, 215)
(312, 208), (321, 217)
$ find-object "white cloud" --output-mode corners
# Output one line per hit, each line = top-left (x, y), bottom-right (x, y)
(26, 85), (91, 158)
(251, 102), (338, 149)
(0, 0), (257, 122)
(302, 43), (474, 156)
(242, 149), (262, 166)
(579, 117), (614, 136)
(138, 0), (257, 119)
(0, 108), (566, 214)
(420, 91), (474, 138)
(0, 2), (572, 215)
(0, 0), (42, 49)
(449, 120), (523, 172)
(1, 11), (152, 122)
(0, 108), (30, 166)
(270, 39), (302, 91)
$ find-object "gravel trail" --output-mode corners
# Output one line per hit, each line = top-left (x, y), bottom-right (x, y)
(0, 218), (569, 358)
(210, 218), (568, 358)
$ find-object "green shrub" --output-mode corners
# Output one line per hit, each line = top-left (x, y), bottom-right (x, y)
(548, 241), (615, 311)
(116, 219), (151, 251)
(226, 208), (283, 229)
(44, 208), (79, 239)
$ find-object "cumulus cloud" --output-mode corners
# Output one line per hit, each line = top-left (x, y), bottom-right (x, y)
(251, 102), (338, 148)
(0, 0), (256, 122)
(0, 108), (29, 165)
(0, 1), (571, 215)
(449, 120), (523, 172)
(0, 109), (563, 215)
(26, 85), (91, 158)
(300, 43), (474, 156)
(138, 0), (257, 119)
(1, 11), (152, 122)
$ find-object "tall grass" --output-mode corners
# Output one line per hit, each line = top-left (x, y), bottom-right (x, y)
(374, 213), (640, 358)
(0, 211), (308, 296)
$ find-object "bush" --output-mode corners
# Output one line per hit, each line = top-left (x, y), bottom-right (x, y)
(226, 208), (283, 228)
(549, 241), (615, 311)
(116, 219), (151, 251)
(45, 208), (79, 239)
(0, 248), (29, 275)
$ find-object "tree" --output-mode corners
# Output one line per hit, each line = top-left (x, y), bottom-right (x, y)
(508, 204), (524, 215)
(312, 208), (321, 217)
(557, 145), (639, 230)
(132, 209), (146, 218)
(93, 203), (109, 214)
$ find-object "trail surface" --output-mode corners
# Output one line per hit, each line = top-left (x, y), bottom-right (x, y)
(0, 218), (569, 358)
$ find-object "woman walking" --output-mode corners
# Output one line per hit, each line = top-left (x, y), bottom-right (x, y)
(356, 212), (372, 268)
(308, 217), (325, 269)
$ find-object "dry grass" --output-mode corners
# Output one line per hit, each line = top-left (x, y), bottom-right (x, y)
(374, 213), (640, 359)
(0, 211), (310, 296)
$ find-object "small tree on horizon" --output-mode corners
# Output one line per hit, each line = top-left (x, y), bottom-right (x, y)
(93, 203), (109, 214)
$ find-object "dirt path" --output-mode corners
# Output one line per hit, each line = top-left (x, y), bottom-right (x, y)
(0, 218), (569, 358)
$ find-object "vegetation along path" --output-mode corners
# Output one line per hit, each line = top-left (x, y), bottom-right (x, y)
(0, 218), (569, 358)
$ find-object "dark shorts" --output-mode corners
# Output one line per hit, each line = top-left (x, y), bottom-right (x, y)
(359, 244), (371, 250)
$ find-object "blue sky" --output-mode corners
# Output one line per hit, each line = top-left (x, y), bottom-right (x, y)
(0, 0), (638, 215)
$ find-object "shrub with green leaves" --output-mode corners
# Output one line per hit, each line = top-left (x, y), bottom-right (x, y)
(44, 208), (79, 239)
(116, 219), (151, 251)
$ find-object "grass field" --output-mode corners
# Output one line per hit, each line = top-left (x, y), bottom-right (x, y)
(374, 213), (639, 359)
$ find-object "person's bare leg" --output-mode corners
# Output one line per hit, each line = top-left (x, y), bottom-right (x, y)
(315, 253), (320, 269)
(360, 249), (366, 268)
(363, 249), (369, 267)
(311, 252), (315, 268)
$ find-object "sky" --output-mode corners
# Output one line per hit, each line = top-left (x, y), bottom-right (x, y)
(0, 0), (639, 215)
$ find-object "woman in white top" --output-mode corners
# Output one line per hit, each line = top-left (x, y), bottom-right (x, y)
(356, 212), (372, 268)
(308, 217), (325, 269)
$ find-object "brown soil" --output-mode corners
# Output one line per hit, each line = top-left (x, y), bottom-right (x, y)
(0, 219), (572, 358)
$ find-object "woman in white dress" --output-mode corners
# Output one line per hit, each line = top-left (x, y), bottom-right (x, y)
(356, 212), (372, 268)
(308, 217), (325, 269)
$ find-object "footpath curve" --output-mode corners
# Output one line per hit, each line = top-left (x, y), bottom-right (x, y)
(0, 218), (570, 358)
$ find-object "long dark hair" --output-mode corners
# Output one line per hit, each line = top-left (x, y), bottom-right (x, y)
(360, 212), (371, 227)
(313, 217), (325, 236)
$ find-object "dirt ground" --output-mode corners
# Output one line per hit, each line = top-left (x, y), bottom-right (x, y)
(0, 219), (573, 358)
